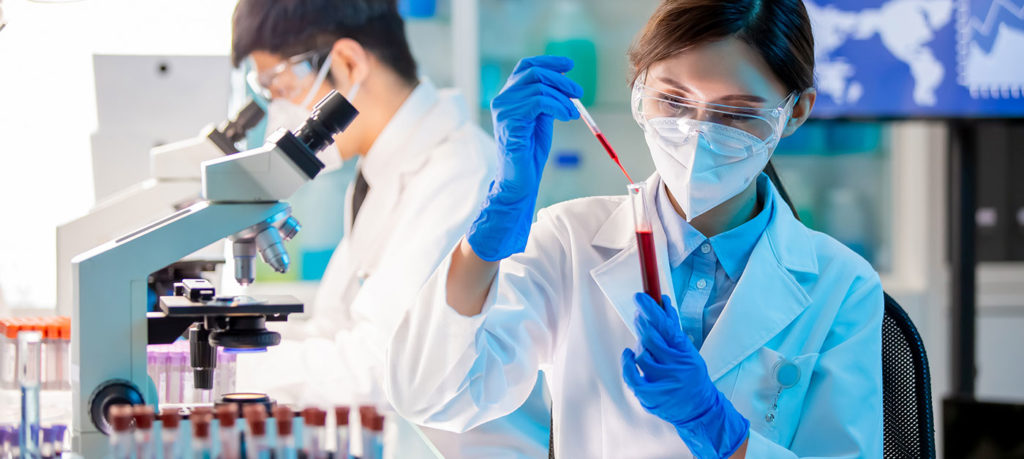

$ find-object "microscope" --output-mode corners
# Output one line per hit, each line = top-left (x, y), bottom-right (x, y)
(70, 92), (358, 457)
(56, 101), (265, 316)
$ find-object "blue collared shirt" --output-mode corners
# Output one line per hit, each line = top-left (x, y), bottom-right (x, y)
(655, 174), (775, 349)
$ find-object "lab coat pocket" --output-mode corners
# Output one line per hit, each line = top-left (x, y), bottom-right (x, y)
(731, 347), (818, 447)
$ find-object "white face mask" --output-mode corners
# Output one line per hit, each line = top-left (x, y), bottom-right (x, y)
(643, 116), (785, 221)
(264, 54), (361, 174)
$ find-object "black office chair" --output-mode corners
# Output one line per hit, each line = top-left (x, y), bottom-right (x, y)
(882, 292), (936, 459)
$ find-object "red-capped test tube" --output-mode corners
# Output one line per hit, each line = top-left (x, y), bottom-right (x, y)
(628, 183), (663, 307)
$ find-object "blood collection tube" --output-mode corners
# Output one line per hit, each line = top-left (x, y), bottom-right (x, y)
(301, 407), (327, 459)
(51, 424), (67, 457)
(108, 405), (135, 459)
(334, 406), (350, 459)
(7, 425), (19, 458)
(216, 404), (240, 459)
(628, 183), (663, 307)
(45, 320), (60, 391)
(192, 410), (213, 459)
(0, 425), (9, 458)
(358, 406), (384, 459)
(58, 319), (71, 390)
(40, 426), (54, 459)
(18, 330), (42, 458)
(133, 405), (156, 459)
(244, 405), (269, 459)
(273, 406), (297, 459)
(159, 410), (183, 459)
(0, 320), (13, 390)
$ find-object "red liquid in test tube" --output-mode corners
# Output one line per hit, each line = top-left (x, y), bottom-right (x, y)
(635, 229), (662, 304)
(628, 183), (663, 307)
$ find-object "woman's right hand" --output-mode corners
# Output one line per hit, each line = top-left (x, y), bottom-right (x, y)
(465, 55), (582, 262)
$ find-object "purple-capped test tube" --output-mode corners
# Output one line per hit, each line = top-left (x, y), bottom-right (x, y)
(8, 425), (19, 458)
(52, 424), (67, 457)
(40, 426), (54, 459)
(0, 426), (10, 457)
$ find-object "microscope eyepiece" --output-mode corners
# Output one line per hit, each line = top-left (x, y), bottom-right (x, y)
(294, 90), (359, 155)
(222, 101), (266, 143)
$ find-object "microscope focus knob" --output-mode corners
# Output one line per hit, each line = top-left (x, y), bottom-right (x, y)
(88, 379), (144, 435)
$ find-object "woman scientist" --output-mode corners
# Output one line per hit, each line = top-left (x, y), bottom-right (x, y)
(386, 0), (883, 457)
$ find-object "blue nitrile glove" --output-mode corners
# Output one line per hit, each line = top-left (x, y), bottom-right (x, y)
(466, 55), (583, 261)
(621, 293), (750, 459)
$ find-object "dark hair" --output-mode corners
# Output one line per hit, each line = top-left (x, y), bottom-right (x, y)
(628, 0), (815, 93)
(232, 0), (418, 86)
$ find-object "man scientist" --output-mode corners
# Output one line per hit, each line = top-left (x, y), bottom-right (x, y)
(230, 0), (549, 456)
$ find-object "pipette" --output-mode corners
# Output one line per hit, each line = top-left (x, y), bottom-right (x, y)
(571, 99), (633, 184)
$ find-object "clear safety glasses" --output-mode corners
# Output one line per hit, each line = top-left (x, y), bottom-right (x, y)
(632, 79), (796, 143)
(246, 49), (330, 101)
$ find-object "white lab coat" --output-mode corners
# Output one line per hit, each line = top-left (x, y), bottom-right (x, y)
(239, 80), (550, 457)
(386, 175), (884, 458)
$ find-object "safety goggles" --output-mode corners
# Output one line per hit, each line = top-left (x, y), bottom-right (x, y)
(246, 49), (331, 101)
(632, 78), (796, 143)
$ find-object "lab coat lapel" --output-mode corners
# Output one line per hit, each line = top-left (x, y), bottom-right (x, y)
(348, 80), (445, 240)
(590, 177), (674, 338)
(700, 185), (819, 382)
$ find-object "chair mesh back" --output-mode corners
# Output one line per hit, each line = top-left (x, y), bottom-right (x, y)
(882, 293), (936, 459)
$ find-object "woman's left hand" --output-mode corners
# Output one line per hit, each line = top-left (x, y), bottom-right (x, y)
(622, 292), (750, 458)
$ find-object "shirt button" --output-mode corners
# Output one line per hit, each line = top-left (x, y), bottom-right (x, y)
(696, 279), (708, 289)
(700, 243), (711, 254)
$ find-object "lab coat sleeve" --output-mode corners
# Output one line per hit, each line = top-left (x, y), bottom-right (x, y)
(386, 209), (570, 433)
(745, 272), (884, 458)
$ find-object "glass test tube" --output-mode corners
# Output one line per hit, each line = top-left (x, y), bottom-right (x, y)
(51, 424), (67, 458)
(243, 406), (268, 459)
(7, 425), (20, 459)
(133, 405), (156, 459)
(358, 406), (384, 459)
(301, 407), (327, 459)
(40, 426), (54, 459)
(192, 412), (213, 459)
(0, 320), (17, 390)
(628, 183), (663, 306)
(108, 405), (135, 459)
(44, 322), (59, 391)
(18, 330), (41, 458)
(216, 405), (240, 459)
(334, 406), (350, 459)
(159, 410), (182, 459)
(273, 406), (297, 459)
(0, 425), (11, 459)
(55, 321), (70, 391)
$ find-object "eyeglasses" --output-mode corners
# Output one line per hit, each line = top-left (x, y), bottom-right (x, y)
(632, 79), (796, 142)
(246, 49), (330, 101)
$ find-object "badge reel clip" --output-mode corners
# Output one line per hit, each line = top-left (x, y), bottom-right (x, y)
(765, 359), (801, 424)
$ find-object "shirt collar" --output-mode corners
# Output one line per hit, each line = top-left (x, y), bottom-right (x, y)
(358, 78), (439, 188)
(655, 173), (775, 280)
(655, 182), (707, 267)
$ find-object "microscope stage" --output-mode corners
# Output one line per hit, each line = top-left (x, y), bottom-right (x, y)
(158, 294), (303, 317)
